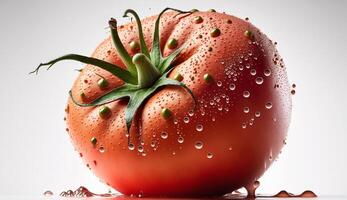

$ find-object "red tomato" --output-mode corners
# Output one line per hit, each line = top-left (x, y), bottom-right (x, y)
(35, 8), (291, 197)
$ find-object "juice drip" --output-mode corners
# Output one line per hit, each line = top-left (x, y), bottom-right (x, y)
(59, 186), (112, 197)
(245, 181), (260, 198)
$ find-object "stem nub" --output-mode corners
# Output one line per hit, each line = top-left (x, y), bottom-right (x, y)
(132, 53), (160, 88)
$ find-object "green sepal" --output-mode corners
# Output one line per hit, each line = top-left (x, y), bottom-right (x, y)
(158, 43), (187, 73)
(123, 9), (150, 58)
(109, 18), (137, 78)
(69, 70), (195, 133)
(150, 8), (192, 67)
(69, 84), (138, 107)
(124, 74), (196, 132)
(30, 54), (137, 85)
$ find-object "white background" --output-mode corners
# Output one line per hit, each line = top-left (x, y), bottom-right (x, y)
(0, 0), (346, 196)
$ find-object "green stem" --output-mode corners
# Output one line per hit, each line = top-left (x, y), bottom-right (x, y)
(132, 53), (160, 88)
(123, 9), (150, 58)
(109, 18), (137, 77)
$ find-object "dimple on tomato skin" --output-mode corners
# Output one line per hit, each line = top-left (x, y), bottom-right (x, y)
(65, 11), (291, 196)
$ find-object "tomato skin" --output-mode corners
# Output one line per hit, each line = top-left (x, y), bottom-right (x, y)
(66, 11), (291, 196)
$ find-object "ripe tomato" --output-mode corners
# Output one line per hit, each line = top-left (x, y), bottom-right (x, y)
(35, 8), (291, 197)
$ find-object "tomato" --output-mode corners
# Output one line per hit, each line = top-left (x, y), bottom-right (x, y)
(34, 8), (291, 197)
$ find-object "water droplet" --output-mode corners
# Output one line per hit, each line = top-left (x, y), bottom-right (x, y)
(242, 123), (247, 129)
(173, 119), (178, 124)
(217, 81), (222, 87)
(265, 102), (273, 109)
(161, 132), (168, 139)
(99, 146), (105, 153)
(228, 146), (233, 151)
(128, 143), (135, 150)
(188, 110), (194, 116)
(209, 100), (215, 105)
(243, 107), (250, 113)
(207, 152), (214, 159)
(150, 141), (156, 148)
(178, 136), (184, 144)
(255, 77), (263, 85)
(264, 69), (271, 76)
(229, 83), (236, 91)
(195, 141), (204, 149)
(255, 111), (261, 117)
(183, 117), (190, 123)
(196, 124), (203, 132)
(138, 145), (144, 153)
(243, 91), (250, 98)
(250, 69), (257, 76)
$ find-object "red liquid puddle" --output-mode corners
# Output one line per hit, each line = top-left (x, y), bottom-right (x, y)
(272, 190), (317, 198)
(44, 184), (317, 199)
(59, 186), (112, 198)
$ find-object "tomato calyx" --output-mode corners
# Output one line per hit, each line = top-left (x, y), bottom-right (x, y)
(31, 8), (196, 133)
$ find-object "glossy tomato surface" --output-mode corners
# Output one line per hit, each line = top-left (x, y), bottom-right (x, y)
(66, 11), (291, 196)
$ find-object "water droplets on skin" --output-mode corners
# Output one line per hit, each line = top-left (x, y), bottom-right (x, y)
(265, 102), (273, 109)
(161, 132), (168, 139)
(210, 100), (215, 106)
(150, 141), (156, 148)
(243, 107), (250, 113)
(255, 111), (261, 117)
(178, 136), (184, 144)
(217, 81), (222, 87)
(207, 152), (214, 159)
(229, 83), (236, 91)
(264, 69), (271, 76)
(242, 123), (247, 129)
(128, 143), (135, 150)
(250, 69), (256, 76)
(243, 91), (250, 98)
(196, 124), (203, 132)
(195, 141), (204, 149)
(99, 146), (105, 153)
(188, 110), (194, 116)
(138, 146), (144, 153)
(183, 117), (190, 123)
(255, 77), (264, 85)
